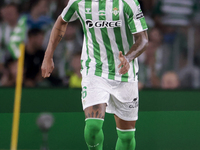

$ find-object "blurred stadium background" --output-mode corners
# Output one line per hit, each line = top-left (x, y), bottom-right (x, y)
(0, 0), (200, 149)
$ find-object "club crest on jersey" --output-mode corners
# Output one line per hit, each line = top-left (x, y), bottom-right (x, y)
(112, 7), (119, 16)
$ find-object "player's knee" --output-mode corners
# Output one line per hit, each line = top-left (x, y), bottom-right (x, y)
(85, 118), (104, 134)
(117, 128), (135, 142)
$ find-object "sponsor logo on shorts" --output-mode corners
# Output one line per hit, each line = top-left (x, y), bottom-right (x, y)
(129, 98), (138, 108)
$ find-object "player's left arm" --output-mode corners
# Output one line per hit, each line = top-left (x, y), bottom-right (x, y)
(118, 31), (148, 74)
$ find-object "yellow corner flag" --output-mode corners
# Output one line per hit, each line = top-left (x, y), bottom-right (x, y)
(10, 43), (25, 150)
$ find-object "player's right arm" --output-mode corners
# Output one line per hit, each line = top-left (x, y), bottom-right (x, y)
(41, 16), (68, 78)
(42, 0), (78, 78)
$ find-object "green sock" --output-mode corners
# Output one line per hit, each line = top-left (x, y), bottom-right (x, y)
(115, 128), (136, 150)
(84, 118), (104, 150)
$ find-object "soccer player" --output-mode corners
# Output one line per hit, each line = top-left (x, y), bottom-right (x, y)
(41, 0), (148, 149)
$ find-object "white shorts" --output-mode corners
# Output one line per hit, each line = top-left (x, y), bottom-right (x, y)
(81, 75), (139, 121)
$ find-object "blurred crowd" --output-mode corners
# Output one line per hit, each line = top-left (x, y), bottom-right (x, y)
(0, 0), (200, 89)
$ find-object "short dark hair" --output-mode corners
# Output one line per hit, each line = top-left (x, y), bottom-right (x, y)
(28, 28), (44, 38)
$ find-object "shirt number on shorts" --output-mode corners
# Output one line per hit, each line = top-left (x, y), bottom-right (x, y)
(82, 86), (87, 99)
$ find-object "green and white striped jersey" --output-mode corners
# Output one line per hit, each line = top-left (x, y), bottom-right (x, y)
(61, 0), (148, 82)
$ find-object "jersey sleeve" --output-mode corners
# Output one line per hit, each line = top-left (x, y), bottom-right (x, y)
(124, 0), (148, 34)
(61, 0), (78, 22)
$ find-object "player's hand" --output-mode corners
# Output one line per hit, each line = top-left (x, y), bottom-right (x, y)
(41, 57), (54, 78)
(118, 51), (130, 75)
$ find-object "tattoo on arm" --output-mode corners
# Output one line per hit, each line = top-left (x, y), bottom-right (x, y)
(55, 28), (65, 42)
(58, 34), (63, 42)
(55, 28), (65, 33)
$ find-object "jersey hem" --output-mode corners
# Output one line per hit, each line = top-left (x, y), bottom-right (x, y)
(82, 73), (138, 83)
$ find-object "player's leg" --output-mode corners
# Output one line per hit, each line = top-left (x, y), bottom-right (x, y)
(114, 115), (136, 150)
(82, 76), (110, 149)
(84, 103), (106, 150)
